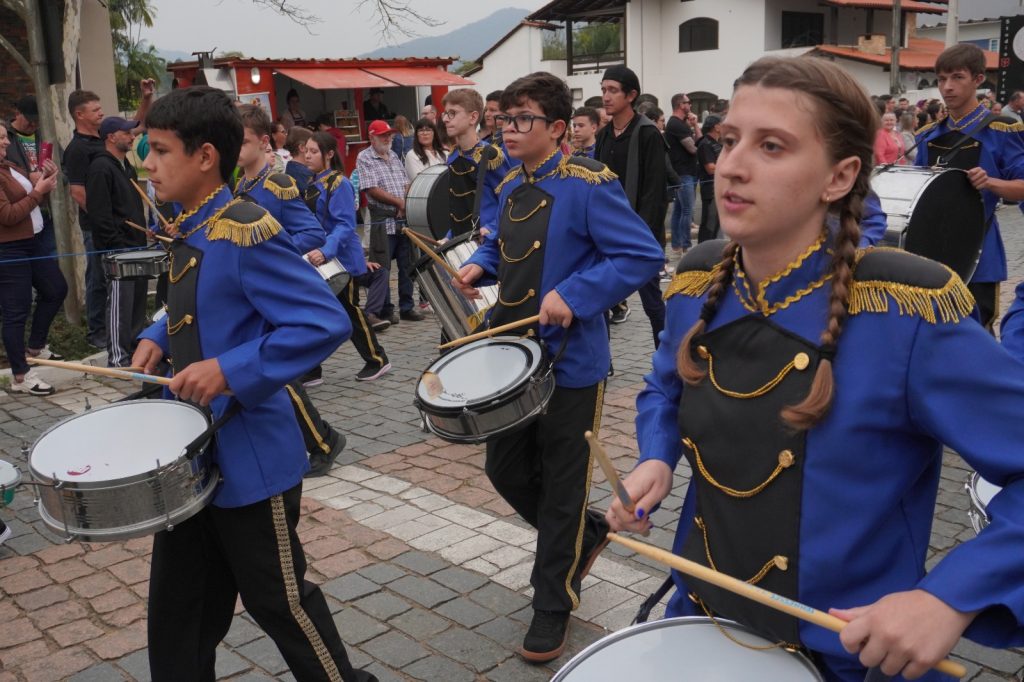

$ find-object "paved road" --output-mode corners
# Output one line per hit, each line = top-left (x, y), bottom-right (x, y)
(1, 204), (1022, 681)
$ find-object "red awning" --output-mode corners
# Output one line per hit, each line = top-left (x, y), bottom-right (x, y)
(275, 67), (396, 90)
(363, 66), (475, 87)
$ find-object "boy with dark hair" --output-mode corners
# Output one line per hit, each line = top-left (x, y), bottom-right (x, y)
(132, 86), (375, 682)
(441, 88), (512, 237)
(480, 89), (504, 144)
(571, 106), (599, 158)
(455, 71), (663, 663)
(916, 42), (1024, 330)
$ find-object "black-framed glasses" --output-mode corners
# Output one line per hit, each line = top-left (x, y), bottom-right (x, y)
(494, 113), (555, 133)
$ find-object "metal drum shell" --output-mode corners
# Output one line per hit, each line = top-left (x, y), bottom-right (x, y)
(313, 258), (351, 296)
(411, 232), (498, 339)
(29, 400), (218, 543)
(965, 471), (1001, 535)
(102, 249), (170, 280)
(552, 617), (824, 681)
(406, 164), (452, 240)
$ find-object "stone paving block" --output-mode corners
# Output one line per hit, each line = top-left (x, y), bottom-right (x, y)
(438, 535), (505, 565)
(0, 617), (42, 648)
(18, 646), (94, 682)
(427, 627), (511, 673)
(0, 566), (51, 594)
(574, 581), (637, 621)
(34, 542), (85, 565)
(365, 537), (408, 561)
(485, 657), (556, 682)
(85, 619), (147, 660)
(50, 618), (106, 648)
(100, 602), (148, 628)
(391, 550), (449, 575)
(435, 504), (497, 529)
(361, 630), (430, 669)
(236, 636), (290, 675)
(82, 545), (134, 569)
(332, 606), (389, 645)
(67, 663), (126, 681)
(388, 574), (458, 609)
(589, 555), (655, 588)
(353, 592), (413, 620)
(388, 606), (452, 640)
(314, 549), (373, 578)
(215, 647), (251, 678)
(361, 474), (412, 495)
(403, 654), (477, 682)
(490, 561), (533, 591)
(952, 639), (1024, 675)
(90, 587), (139, 614)
(436, 596), (497, 628)
(361, 661), (406, 682)
(41, 557), (95, 583)
(357, 563), (408, 585)
(406, 492), (454, 512)
(69, 572), (120, 598)
(474, 615), (527, 651)
(477, 520), (537, 548)
(479, 545), (532, 570)
(334, 465), (379, 483)
(0, 639), (50, 669)
(469, 582), (530, 616)
(27, 599), (90, 629)
(306, 479), (359, 499)
(430, 565), (490, 593)
(462, 557), (500, 576)
(347, 502), (386, 521)
(115, 650), (151, 682)
(223, 615), (264, 648)
(407, 524), (476, 552)
(359, 504), (423, 532)
(14, 583), (69, 611)
(323, 572), (381, 603)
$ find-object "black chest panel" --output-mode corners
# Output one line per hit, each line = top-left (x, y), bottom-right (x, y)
(678, 314), (818, 645)
(448, 156), (477, 237)
(166, 240), (204, 373)
(489, 183), (552, 334)
(925, 129), (982, 170)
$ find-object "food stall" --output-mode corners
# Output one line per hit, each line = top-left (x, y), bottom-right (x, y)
(166, 55), (475, 171)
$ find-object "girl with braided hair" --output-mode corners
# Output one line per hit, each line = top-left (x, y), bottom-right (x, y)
(608, 56), (1024, 681)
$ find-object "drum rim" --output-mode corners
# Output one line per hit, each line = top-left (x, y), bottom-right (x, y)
(415, 335), (546, 412)
(104, 250), (169, 261)
(551, 616), (824, 681)
(411, 230), (478, 275)
(0, 459), (21, 488)
(29, 399), (211, 486)
(966, 471), (998, 517)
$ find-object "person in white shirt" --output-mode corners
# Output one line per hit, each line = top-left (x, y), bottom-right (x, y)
(404, 118), (447, 181)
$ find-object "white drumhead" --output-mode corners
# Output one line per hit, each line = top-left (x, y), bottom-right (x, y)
(974, 475), (1001, 507)
(417, 337), (543, 408)
(0, 459), (20, 487)
(112, 250), (166, 261)
(31, 400), (209, 482)
(554, 618), (822, 681)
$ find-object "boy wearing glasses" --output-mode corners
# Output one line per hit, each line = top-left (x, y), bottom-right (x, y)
(440, 89), (512, 237)
(454, 72), (664, 663)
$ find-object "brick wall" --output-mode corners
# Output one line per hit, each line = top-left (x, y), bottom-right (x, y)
(0, 8), (35, 120)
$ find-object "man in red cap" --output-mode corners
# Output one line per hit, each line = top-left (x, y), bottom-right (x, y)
(356, 119), (422, 323)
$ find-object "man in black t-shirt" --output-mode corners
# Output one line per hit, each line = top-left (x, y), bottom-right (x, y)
(664, 93), (701, 254)
(696, 115), (722, 243)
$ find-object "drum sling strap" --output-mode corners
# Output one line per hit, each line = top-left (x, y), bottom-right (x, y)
(933, 112), (1002, 168)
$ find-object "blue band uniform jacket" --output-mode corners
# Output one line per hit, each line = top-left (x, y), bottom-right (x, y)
(233, 165), (326, 255)
(306, 169), (366, 277)
(464, 150), (664, 388)
(446, 140), (514, 239)
(638, 234), (1024, 681)
(138, 186), (352, 508)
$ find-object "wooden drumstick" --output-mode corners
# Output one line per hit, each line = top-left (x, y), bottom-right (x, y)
(125, 220), (173, 244)
(26, 358), (234, 396)
(131, 180), (178, 237)
(436, 315), (541, 350)
(585, 430), (635, 514)
(605, 533), (967, 679)
(405, 228), (441, 247)
(402, 228), (463, 281)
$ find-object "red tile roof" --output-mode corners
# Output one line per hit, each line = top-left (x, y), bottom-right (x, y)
(812, 37), (997, 71)
(823, 0), (947, 12)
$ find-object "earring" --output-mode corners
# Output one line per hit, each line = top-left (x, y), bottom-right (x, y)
(822, 193), (831, 204)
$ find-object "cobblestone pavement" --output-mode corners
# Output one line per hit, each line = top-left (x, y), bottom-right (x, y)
(1, 205), (1023, 681)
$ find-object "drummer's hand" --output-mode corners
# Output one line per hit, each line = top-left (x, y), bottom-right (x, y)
(476, 227), (491, 243)
(966, 166), (990, 190)
(132, 339), (164, 375)
(606, 459), (673, 534)
(169, 358), (227, 407)
(830, 590), (976, 679)
(539, 290), (573, 328)
(366, 260), (382, 272)
(307, 249), (326, 266)
(454, 264), (483, 299)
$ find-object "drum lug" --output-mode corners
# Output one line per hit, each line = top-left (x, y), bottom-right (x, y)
(155, 459), (176, 533)
(52, 470), (74, 543)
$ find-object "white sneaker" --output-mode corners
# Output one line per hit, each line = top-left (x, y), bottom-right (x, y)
(27, 345), (64, 361)
(10, 368), (56, 396)
(0, 521), (10, 545)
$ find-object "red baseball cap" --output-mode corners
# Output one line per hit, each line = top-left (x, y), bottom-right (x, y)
(367, 119), (398, 137)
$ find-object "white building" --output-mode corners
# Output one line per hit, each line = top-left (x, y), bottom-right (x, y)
(465, 0), (997, 113)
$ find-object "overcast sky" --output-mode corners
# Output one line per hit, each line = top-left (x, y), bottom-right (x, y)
(141, 0), (549, 59)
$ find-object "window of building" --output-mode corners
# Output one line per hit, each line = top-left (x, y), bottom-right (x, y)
(679, 18), (718, 52)
(781, 11), (824, 49)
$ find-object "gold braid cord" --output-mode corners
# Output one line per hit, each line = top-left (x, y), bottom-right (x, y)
(848, 276), (975, 325)
(264, 174), (300, 201)
(207, 208), (283, 247)
(663, 267), (717, 300)
(991, 120), (1024, 133)
(493, 166), (523, 195)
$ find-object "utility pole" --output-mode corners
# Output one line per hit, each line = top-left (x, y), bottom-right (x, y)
(890, 0), (903, 95)
(945, 0), (959, 46)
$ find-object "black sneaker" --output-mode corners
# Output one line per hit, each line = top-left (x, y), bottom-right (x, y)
(0, 519), (10, 545)
(355, 362), (391, 382)
(575, 509), (610, 584)
(300, 365), (323, 388)
(305, 432), (346, 478)
(609, 304), (630, 325)
(520, 610), (570, 663)
(399, 308), (425, 321)
(387, 311), (400, 325)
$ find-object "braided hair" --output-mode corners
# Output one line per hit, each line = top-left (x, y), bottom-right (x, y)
(676, 56), (878, 430)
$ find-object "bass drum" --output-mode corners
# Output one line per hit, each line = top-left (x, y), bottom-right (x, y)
(406, 164), (451, 240)
(870, 166), (985, 281)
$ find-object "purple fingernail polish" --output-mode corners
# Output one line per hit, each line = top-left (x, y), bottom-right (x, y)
(636, 508), (645, 519)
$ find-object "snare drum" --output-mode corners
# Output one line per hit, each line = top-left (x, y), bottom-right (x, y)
(553, 617), (823, 681)
(870, 166), (985, 281)
(30, 400), (217, 542)
(305, 256), (351, 296)
(414, 336), (555, 444)
(0, 459), (20, 507)
(966, 471), (1001, 534)
(411, 232), (499, 339)
(405, 164), (451, 240)
(102, 249), (169, 280)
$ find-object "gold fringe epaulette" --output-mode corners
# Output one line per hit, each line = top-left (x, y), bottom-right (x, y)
(472, 143), (507, 170)
(663, 267), (717, 300)
(328, 173), (348, 193)
(990, 120), (1024, 133)
(264, 173), (300, 200)
(914, 118), (941, 136)
(849, 277), (975, 324)
(558, 157), (617, 185)
(206, 201), (283, 247)
(494, 166), (523, 195)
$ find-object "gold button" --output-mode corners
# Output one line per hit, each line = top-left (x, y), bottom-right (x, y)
(533, 240), (541, 249)
(528, 289), (536, 297)
(540, 199), (547, 207)
(778, 450), (795, 468)
(774, 555), (789, 571)
(697, 345), (709, 359)
(526, 329), (536, 337)
(794, 352), (810, 371)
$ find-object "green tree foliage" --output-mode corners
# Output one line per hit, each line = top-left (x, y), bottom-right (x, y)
(541, 22), (621, 61)
(109, 0), (165, 111)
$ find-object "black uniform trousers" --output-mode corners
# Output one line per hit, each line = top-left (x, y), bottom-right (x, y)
(484, 382), (606, 613)
(339, 276), (388, 368)
(286, 381), (339, 457)
(148, 483), (357, 682)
